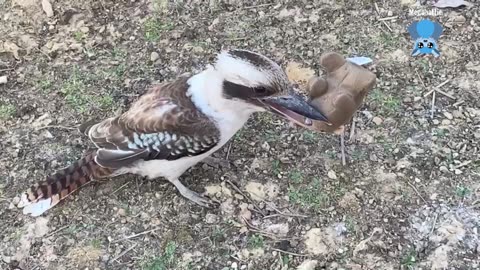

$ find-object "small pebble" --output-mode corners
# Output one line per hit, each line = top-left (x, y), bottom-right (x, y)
(205, 213), (218, 224)
(443, 112), (453, 120)
(0, 75), (7, 84)
(150, 51), (160, 62)
(372, 117), (383, 125)
(117, 208), (126, 216)
(327, 170), (337, 179)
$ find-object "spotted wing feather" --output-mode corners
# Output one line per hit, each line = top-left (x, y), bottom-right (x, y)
(85, 76), (220, 169)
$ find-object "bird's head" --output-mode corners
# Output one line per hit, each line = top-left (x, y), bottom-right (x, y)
(213, 49), (329, 127)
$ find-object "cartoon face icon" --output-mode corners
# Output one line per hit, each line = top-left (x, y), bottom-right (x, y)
(408, 19), (443, 57)
(413, 37), (440, 57)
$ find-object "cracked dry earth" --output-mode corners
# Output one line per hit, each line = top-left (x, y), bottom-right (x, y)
(1, 0), (479, 269)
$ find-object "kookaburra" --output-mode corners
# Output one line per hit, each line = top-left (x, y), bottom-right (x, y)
(18, 49), (329, 216)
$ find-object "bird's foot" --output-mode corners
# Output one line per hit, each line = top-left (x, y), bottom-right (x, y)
(202, 156), (233, 169)
(170, 178), (219, 208)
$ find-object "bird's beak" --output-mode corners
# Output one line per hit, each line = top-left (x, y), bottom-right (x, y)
(258, 90), (331, 127)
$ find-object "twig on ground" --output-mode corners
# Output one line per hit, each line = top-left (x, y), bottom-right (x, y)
(454, 160), (472, 169)
(381, 21), (393, 32)
(349, 118), (356, 142)
(271, 248), (309, 257)
(45, 224), (71, 237)
(453, 100), (464, 107)
(378, 16), (398, 21)
(111, 227), (161, 243)
(431, 90), (436, 119)
(226, 142), (233, 160)
(225, 180), (265, 216)
(407, 181), (428, 204)
(264, 202), (308, 218)
(374, 3), (380, 14)
(435, 88), (455, 99)
(112, 181), (131, 195)
(37, 125), (77, 130)
(112, 243), (138, 262)
(243, 3), (273, 9)
(416, 71), (427, 88)
(340, 131), (346, 166)
(429, 213), (438, 235)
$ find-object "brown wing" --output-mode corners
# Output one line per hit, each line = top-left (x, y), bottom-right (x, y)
(84, 76), (220, 169)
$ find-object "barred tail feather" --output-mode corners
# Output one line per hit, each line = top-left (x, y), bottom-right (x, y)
(18, 152), (113, 217)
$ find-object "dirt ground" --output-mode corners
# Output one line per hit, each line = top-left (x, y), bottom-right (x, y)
(1, 0), (479, 269)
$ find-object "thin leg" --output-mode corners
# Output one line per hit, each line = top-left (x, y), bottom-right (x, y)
(168, 178), (218, 208)
(202, 156), (232, 169)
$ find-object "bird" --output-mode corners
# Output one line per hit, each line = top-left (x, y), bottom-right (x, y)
(17, 49), (330, 217)
(408, 19), (444, 57)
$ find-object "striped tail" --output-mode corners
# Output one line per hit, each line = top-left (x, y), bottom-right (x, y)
(18, 152), (113, 217)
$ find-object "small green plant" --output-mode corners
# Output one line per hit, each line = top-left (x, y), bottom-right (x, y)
(0, 103), (16, 120)
(212, 227), (225, 245)
(112, 47), (127, 59)
(272, 159), (281, 175)
(91, 238), (102, 249)
(369, 88), (401, 116)
(401, 249), (417, 269)
(289, 169), (304, 183)
(60, 67), (115, 113)
(73, 31), (86, 42)
(434, 128), (448, 138)
(144, 17), (173, 42)
(288, 179), (329, 210)
(263, 129), (279, 142)
(455, 186), (471, 198)
(302, 130), (320, 143)
(39, 79), (53, 92)
(417, 58), (430, 72)
(144, 241), (177, 270)
(377, 32), (400, 49)
(247, 234), (264, 249)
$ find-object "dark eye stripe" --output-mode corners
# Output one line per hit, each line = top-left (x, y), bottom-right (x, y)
(222, 80), (274, 100)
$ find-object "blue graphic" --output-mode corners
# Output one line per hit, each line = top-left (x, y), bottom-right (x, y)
(408, 19), (444, 57)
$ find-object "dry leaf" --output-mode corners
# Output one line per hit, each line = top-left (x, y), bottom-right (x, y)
(433, 0), (473, 8)
(353, 227), (382, 257)
(286, 62), (316, 87)
(41, 0), (54, 17)
(2, 41), (21, 59)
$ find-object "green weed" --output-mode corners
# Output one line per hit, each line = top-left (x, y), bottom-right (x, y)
(247, 234), (264, 249)
(143, 241), (177, 270)
(288, 179), (329, 210)
(401, 249), (417, 269)
(144, 17), (174, 42)
(0, 103), (16, 120)
(369, 88), (401, 116)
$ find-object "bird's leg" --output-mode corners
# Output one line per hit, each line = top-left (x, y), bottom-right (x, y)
(201, 156), (232, 169)
(168, 178), (218, 208)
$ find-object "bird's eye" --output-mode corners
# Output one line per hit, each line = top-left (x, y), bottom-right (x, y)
(427, 42), (434, 48)
(418, 42), (424, 48)
(254, 87), (268, 95)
